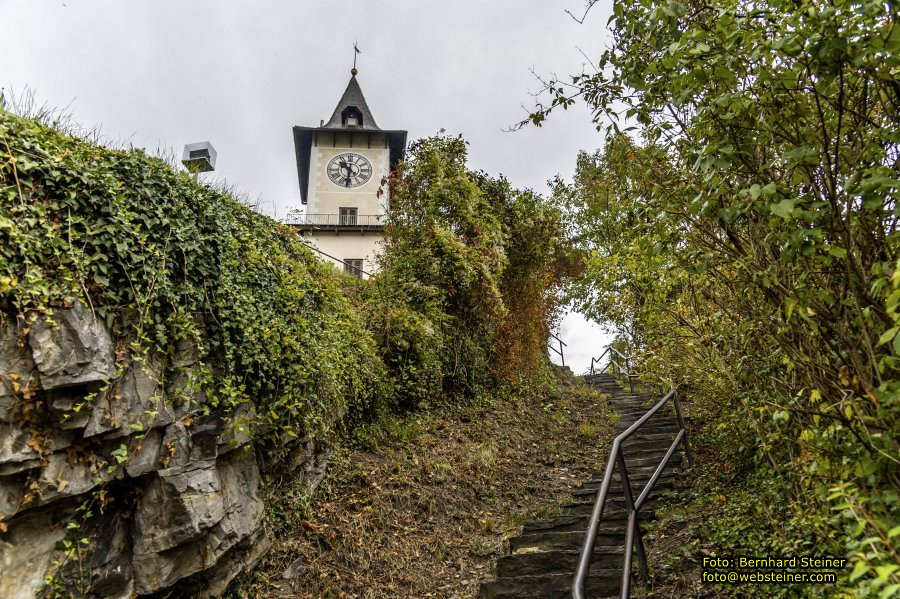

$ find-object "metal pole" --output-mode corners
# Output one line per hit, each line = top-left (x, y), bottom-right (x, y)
(621, 515), (635, 599)
(617, 452), (648, 582)
(674, 394), (693, 466)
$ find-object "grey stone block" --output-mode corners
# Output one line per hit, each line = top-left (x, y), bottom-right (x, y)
(84, 356), (173, 439)
(0, 508), (67, 599)
(133, 461), (226, 556)
(0, 319), (35, 422)
(28, 302), (115, 390)
(124, 428), (164, 478)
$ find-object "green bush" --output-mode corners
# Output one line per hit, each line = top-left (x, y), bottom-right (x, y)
(382, 134), (571, 400)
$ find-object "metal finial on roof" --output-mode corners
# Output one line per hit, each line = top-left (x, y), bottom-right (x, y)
(352, 42), (361, 75)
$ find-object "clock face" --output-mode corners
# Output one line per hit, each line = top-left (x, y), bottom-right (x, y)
(327, 152), (373, 188)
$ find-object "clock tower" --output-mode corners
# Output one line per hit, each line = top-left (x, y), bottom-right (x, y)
(290, 68), (407, 278)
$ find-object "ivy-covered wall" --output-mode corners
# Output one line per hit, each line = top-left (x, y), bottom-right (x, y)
(0, 111), (381, 597)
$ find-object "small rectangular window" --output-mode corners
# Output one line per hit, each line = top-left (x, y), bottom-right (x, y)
(339, 207), (358, 225)
(343, 259), (364, 278)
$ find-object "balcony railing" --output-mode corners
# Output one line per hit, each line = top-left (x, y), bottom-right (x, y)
(285, 213), (385, 228)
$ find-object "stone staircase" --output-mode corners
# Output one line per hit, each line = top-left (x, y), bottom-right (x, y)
(478, 373), (686, 599)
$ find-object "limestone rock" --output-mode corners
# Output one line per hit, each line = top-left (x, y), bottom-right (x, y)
(0, 474), (25, 519)
(86, 509), (134, 599)
(0, 395), (14, 423)
(132, 451), (265, 595)
(133, 461), (225, 556)
(133, 452), (265, 594)
(0, 319), (34, 422)
(216, 403), (254, 455)
(0, 458), (40, 477)
(282, 557), (307, 580)
(294, 437), (332, 494)
(0, 508), (67, 599)
(84, 357), (174, 439)
(49, 390), (92, 430)
(28, 302), (115, 390)
(124, 428), (164, 478)
(0, 305), (276, 597)
(37, 451), (114, 506)
(161, 421), (193, 469)
(192, 527), (272, 598)
(0, 422), (38, 467)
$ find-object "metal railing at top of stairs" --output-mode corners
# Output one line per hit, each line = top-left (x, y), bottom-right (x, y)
(549, 332), (568, 366)
(589, 347), (638, 393)
(573, 373), (692, 598)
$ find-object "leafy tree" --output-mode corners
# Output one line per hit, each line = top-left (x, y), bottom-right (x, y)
(381, 134), (571, 399)
(541, 0), (899, 593)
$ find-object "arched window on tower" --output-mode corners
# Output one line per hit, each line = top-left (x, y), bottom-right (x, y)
(341, 106), (363, 128)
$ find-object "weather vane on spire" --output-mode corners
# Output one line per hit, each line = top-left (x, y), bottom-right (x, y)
(352, 41), (361, 75)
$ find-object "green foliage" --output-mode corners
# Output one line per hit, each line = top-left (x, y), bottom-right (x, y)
(383, 134), (506, 398)
(0, 111), (382, 465)
(346, 275), (444, 415)
(540, 0), (899, 593)
(382, 134), (570, 399)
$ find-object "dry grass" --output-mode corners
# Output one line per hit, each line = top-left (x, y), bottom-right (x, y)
(234, 380), (612, 598)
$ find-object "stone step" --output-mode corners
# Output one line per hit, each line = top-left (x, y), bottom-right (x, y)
(570, 484), (669, 502)
(579, 471), (676, 490)
(621, 430), (683, 443)
(479, 572), (621, 599)
(496, 548), (624, 578)
(610, 395), (657, 403)
(618, 409), (671, 419)
(572, 474), (676, 496)
(564, 488), (667, 507)
(621, 459), (681, 472)
(611, 402), (673, 411)
(615, 411), (664, 418)
(562, 497), (661, 517)
(511, 530), (623, 553)
(614, 423), (680, 434)
(523, 514), (627, 534)
(619, 440), (681, 454)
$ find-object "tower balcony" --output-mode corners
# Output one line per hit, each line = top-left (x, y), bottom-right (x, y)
(286, 213), (385, 233)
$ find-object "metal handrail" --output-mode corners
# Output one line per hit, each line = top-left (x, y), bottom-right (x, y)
(590, 347), (637, 393)
(572, 384), (692, 599)
(549, 332), (568, 366)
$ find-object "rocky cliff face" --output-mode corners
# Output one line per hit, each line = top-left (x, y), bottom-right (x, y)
(0, 302), (274, 598)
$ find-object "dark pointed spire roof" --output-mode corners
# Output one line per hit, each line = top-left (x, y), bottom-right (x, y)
(323, 72), (380, 130)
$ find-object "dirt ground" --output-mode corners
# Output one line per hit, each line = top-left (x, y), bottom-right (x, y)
(234, 378), (612, 598)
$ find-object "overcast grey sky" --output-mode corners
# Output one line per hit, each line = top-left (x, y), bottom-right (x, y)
(2, 0), (614, 371)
